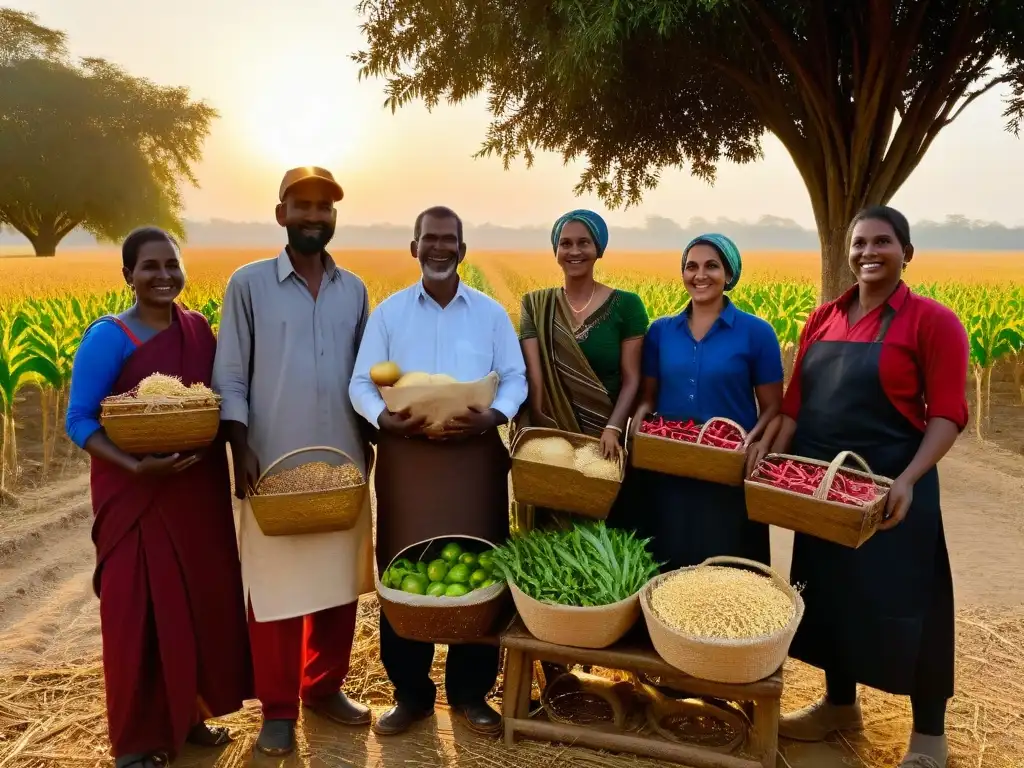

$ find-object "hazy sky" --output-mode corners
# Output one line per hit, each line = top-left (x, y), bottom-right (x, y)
(16, 0), (1024, 229)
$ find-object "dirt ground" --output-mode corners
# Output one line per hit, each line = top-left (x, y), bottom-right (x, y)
(1, 376), (1022, 767)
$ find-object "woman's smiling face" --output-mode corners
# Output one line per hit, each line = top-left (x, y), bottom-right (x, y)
(682, 243), (729, 304)
(126, 238), (185, 307)
(555, 220), (599, 279)
(848, 217), (912, 287)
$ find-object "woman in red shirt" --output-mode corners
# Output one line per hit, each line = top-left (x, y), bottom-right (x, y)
(763, 206), (968, 768)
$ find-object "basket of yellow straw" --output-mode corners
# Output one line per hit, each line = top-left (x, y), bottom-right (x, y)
(100, 373), (221, 455)
(248, 446), (368, 536)
(639, 556), (804, 684)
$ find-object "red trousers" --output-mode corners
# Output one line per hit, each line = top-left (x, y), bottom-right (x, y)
(247, 601), (358, 720)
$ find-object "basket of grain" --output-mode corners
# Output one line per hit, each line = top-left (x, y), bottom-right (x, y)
(100, 373), (221, 455)
(631, 415), (748, 486)
(248, 446), (368, 536)
(375, 536), (511, 643)
(509, 427), (625, 520)
(745, 451), (893, 548)
(640, 556), (804, 684)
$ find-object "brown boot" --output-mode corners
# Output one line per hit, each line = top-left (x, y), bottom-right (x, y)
(371, 702), (434, 736)
(304, 691), (371, 726)
(451, 701), (502, 736)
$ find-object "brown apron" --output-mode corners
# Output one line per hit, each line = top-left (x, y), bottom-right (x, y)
(374, 429), (511, 573)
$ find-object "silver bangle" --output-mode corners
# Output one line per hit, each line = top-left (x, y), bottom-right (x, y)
(604, 425), (623, 434)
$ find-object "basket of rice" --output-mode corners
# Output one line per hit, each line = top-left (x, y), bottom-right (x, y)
(375, 536), (511, 643)
(100, 373), (221, 455)
(509, 427), (625, 520)
(248, 446), (368, 536)
(640, 556), (804, 684)
(491, 521), (659, 649)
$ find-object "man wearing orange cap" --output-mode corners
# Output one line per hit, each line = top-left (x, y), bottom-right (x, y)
(213, 167), (376, 756)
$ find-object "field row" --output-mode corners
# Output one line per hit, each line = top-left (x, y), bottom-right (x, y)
(1, 251), (1022, 488)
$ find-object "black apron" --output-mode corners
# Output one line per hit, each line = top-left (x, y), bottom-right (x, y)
(788, 305), (955, 699)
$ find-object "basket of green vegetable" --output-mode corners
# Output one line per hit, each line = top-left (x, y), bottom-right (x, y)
(375, 535), (511, 643)
(491, 521), (661, 649)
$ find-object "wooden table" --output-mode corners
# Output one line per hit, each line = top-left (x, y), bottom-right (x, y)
(499, 619), (782, 768)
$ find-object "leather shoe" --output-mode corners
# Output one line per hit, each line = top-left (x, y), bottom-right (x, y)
(304, 691), (371, 726)
(451, 701), (502, 735)
(254, 719), (295, 757)
(371, 702), (434, 736)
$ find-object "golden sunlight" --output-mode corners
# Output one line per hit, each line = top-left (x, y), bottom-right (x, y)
(242, 56), (365, 171)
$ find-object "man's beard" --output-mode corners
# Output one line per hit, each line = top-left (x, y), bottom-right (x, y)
(286, 223), (335, 255)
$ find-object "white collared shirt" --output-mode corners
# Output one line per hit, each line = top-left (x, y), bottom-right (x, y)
(349, 279), (528, 427)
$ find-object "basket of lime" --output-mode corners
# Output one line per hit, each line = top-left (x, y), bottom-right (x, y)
(375, 535), (512, 643)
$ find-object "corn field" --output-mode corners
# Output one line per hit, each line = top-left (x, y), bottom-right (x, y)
(2, 259), (1022, 494)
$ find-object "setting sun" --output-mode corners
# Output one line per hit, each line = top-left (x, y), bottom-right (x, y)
(241, 56), (366, 170)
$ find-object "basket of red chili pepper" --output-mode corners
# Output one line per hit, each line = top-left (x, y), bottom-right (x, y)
(631, 415), (748, 486)
(744, 451), (893, 548)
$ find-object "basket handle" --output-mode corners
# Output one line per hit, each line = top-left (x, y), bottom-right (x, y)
(695, 417), (748, 447)
(508, 425), (541, 455)
(255, 445), (359, 488)
(813, 450), (874, 501)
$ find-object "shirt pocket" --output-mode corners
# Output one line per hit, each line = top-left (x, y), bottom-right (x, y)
(454, 339), (493, 379)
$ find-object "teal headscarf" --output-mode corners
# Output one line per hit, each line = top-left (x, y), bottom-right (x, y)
(551, 209), (609, 257)
(683, 233), (742, 291)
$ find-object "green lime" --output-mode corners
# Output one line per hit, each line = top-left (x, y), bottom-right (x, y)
(441, 542), (463, 562)
(445, 582), (470, 597)
(426, 581), (448, 597)
(458, 552), (478, 567)
(477, 551), (494, 572)
(415, 561), (428, 576)
(393, 557), (414, 572)
(426, 559), (449, 583)
(444, 563), (471, 584)
(469, 568), (489, 588)
(400, 574), (428, 595)
(383, 569), (399, 589)
(480, 578), (496, 588)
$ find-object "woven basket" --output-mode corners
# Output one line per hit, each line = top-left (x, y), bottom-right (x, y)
(640, 556), (804, 685)
(249, 446), (368, 537)
(507, 581), (639, 649)
(376, 536), (511, 643)
(631, 416), (748, 486)
(509, 427), (625, 520)
(745, 450), (892, 548)
(100, 397), (221, 455)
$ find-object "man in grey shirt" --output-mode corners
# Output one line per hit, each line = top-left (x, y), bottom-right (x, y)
(212, 167), (375, 757)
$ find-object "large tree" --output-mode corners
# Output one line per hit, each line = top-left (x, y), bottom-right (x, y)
(0, 10), (216, 256)
(354, 1), (1024, 301)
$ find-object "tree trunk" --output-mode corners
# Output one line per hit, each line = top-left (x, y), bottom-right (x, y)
(818, 224), (856, 305)
(29, 229), (58, 257)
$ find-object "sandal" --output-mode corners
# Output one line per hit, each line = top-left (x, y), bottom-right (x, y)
(187, 722), (233, 747)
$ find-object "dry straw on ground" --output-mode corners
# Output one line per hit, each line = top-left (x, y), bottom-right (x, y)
(0, 599), (1020, 767)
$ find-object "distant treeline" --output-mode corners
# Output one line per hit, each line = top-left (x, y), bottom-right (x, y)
(3, 214), (1023, 251)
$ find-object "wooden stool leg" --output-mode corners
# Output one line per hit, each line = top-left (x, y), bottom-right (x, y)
(515, 653), (534, 719)
(502, 649), (524, 746)
(750, 697), (781, 768)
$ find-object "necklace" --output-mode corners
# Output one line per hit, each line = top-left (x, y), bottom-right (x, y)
(563, 283), (597, 316)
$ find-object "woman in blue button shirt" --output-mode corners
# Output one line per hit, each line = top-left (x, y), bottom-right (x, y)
(629, 234), (784, 570)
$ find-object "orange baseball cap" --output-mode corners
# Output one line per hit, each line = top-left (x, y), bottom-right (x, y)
(278, 166), (344, 202)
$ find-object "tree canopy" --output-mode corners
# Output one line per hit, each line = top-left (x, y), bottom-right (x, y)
(0, 9), (216, 256)
(355, 0), (1024, 301)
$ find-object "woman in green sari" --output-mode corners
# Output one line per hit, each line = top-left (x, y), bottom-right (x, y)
(512, 208), (649, 534)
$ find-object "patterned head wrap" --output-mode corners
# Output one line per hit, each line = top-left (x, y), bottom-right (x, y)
(683, 233), (742, 291)
(551, 209), (610, 258)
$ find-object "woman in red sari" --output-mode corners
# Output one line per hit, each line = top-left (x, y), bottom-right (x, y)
(65, 227), (253, 768)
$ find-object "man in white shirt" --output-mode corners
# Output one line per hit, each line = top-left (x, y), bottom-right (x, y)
(349, 206), (527, 736)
